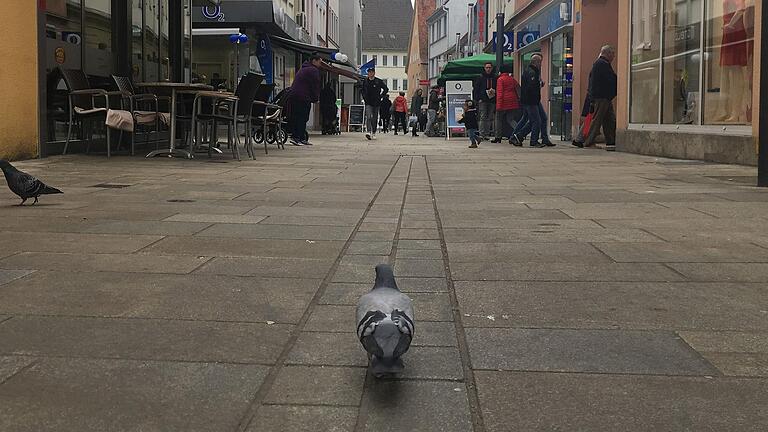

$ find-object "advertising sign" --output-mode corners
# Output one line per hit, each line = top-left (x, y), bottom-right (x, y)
(492, 32), (515, 53)
(256, 36), (274, 84)
(445, 80), (473, 139)
(348, 104), (365, 132)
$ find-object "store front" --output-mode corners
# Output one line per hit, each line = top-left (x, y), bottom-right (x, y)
(43, 0), (192, 155)
(618, 0), (760, 165)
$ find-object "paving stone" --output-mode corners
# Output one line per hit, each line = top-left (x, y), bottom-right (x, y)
(164, 213), (268, 224)
(466, 328), (717, 375)
(264, 365), (366, 406)
(398, 346), (463, 380)
(360, 380), (472, 432)
(0, 269), (34, 286)
(594, 241), (768, 263)
(411, 293), (453, 321)
(0, 271), (320, 323)
(196, 224), (354, 241)
(319, 283), (371, 305)
(0, 232), (163, 254)
(332, 264), (375, 283)
(398, 239), (442, 250)
(145, 237), (344, 259)
(475, 371), (768, 432)
(345, 241), (393, 255)
(450, 262), (685, 282)
(247, 206), (366, 219)
(443, 228), (661, 243)
(358, 223), (399, 232)
(338, 255), (390, 266)
(397, 248), (444, 259)
(247, 405), (358, 432)
(668, 263), (768, 282)
(0, 316), (292, 364)
(398, 277), (448, 292)
(679, 331), (768, 377)
(412, 321), (458, 347)
(83, 220), (211, 236)
(258, 215), (359, 226)
(447, 242), (612, 263)
(286, 332), (367, 367)
(401, 220), (439, 229)
(0, 252), (209, 274)
(353, 231), (396, 241)
(196, 257), (333, 278)
(0, 358), (269, 432)
(398, 229), (441, 240)
(305, 305), (356, 332)
(454, 281), (768, 331)
(394, 259), (446, 278)
(0, 355), (35, 383)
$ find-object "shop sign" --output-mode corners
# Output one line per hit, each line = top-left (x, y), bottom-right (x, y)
(202, 5), (225, 21)
(516, 1), (572, 48)
(445, 80), (473, 132)
(517, 31), (540, 49)
(256, 36), (274, 84)
(492, 32), (515, 52)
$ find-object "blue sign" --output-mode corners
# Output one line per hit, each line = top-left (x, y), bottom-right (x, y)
(492, 32), (515, 53)
(517, 31), (540, 49)
(359, 59), (376, 76)
(256, 36), (274, 84)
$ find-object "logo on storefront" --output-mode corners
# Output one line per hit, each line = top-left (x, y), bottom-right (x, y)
(62, 31), (82, 45)
(202, 5), (225, 21)
(54, 47), (66, 64)
(517, 31), (540, 49)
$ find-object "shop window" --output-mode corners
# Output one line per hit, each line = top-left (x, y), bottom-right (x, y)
(703, 0), (755, 125)
(630, 0), (662, 124)
(83, 0), (112, 77)
(661, 0), (702, 125)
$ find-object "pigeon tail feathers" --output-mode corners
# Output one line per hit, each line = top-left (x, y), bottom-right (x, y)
(39, 185), (63, 195)
(373, 264), (398, 290)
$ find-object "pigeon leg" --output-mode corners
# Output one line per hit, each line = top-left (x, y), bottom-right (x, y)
(17, 198), (27, 206)
(33, 197), (39, 205)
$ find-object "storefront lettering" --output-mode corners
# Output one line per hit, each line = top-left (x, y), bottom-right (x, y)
(202, 5), (225, 22)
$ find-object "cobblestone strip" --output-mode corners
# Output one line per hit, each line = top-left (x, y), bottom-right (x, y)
(424, 155), (487, 432)
(235, 156), (405, 432)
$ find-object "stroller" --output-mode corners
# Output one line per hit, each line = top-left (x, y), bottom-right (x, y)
(252, 87), (290, 149)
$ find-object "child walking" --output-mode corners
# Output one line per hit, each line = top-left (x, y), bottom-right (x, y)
(457, 100), (480, 148)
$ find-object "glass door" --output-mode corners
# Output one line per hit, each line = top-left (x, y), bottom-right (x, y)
(549, 32), (573, 141)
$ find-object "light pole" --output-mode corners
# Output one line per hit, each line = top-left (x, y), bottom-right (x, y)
(495, 0), (504, 73)
(759, 1), (767, 186)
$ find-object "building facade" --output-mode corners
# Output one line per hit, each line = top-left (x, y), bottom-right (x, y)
(406, 0), (437, 97)
(617, 0), (762, 165)
(362, 0), (414, 99)
(427, 0), (475, 84)
(339, 0), (364, 104)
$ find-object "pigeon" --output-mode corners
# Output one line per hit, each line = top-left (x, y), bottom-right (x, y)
(0, 160), (63, 206)
(356, 264), (415, 377)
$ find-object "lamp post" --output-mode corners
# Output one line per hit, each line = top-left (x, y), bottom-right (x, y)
(496, 0), (504, 73)
(230, 32), (249, 84)
(759, 1), (768, 186)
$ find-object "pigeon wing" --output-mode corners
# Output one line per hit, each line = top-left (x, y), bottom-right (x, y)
(8, 171), (44, 199)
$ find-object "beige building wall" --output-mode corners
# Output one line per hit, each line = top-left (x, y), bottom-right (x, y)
(0, 1), (40, 160)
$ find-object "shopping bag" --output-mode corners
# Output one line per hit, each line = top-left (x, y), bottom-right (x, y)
(582, 112), (594, 137)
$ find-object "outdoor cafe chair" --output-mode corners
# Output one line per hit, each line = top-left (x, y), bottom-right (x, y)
(112, 75), (170, 156)
(192, 73), (264, 161)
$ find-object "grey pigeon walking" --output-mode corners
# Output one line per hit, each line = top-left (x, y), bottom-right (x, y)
(356, 264), (414, 377)
(0, 160), (63, 206)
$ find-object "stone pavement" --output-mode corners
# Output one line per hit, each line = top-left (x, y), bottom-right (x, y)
(0, 133), (767, 431)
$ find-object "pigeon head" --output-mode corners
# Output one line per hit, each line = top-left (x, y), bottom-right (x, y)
(373, 263), (398, 290)
(0, 160), (12, 172)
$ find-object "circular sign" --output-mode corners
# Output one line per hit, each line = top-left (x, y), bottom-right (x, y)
(54, 47), (66, 64)
(454, 83), (462, 90)
(202, 5), (222, 20)
(521, 32), (537, 46)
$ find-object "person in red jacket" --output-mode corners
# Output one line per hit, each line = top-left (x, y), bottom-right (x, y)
(492, 63), (522, 144)
(393, 92), (409, 135)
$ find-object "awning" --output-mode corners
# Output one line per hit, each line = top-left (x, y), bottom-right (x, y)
(270, 35), (357, 70)
(437, 53), (514, 85)
(318, 62), (361, 82)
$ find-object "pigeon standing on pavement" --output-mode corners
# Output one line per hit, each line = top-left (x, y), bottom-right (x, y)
(356, 264), (415, 377)
(0, 160), (63, 206)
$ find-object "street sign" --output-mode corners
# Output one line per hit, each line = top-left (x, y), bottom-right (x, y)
(517, 31), (540, 49)
(445, 80), (473, 140)
(492, 32), (515, 53)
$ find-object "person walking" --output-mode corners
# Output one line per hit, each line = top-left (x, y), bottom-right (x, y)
(288, 54), (322, 146)
(424, 85), (441, 137)
(410, 89), (424, 136)
(572, 45), (617, 151)
(361, 68), (388, 140)
(511, 53), (553, 148)
(473, 62), (498, 140)
(379, 94), (392, 134)
(393, 91), (409, 135)
(492, 63), (522, 144)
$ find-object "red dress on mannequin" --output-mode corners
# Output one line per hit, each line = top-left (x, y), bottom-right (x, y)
(720, 0), (748, 66)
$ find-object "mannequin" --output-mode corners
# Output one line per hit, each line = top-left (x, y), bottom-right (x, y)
(715, 0), (749, 123)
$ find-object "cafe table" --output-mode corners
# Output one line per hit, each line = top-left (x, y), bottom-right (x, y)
(137, 82), (213, 158)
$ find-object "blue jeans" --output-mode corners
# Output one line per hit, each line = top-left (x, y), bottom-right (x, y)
(513, 103), (550, 144)
(468, 129), (479, 145)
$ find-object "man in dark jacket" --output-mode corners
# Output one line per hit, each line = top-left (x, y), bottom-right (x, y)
(424, 86), (441, 136)
(379, 94), (392, 133)
(511, 53), (552, 148)
(573, 45), (617, 151)
(361, 68), (388, 140)
(473, 62), (497, 139)
(289, 54), (323, 145)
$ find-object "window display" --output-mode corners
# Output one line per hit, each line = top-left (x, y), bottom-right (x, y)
(630, 0), (661, 124)
(703, 0), (754, 125)
(662, 0), (702, 124)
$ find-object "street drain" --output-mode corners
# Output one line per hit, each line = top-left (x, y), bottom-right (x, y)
(167, 199), (197, 203)
(206, 160), (229, 163)
(533, 230), (554, 233)
(91, 183), (132, 189)
(538, 223), (560, 227)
